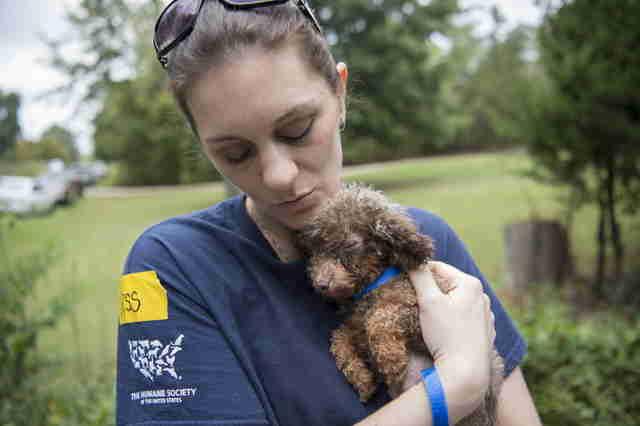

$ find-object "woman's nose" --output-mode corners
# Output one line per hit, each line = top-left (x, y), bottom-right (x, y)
(260, 143), (299, 192)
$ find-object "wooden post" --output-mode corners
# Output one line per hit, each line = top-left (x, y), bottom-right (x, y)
(504, 220), (572, 291)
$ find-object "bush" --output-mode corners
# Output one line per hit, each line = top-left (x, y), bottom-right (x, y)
(513, 289), (640, 426)
(45, 374), (115, 426)
(0, 215), (115, 426)
(0, 215), (70, 424)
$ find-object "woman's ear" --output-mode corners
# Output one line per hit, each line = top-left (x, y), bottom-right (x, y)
(337, 62), (349, 88)
(336, 62), (348, 122)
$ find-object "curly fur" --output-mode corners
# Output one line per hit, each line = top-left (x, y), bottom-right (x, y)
(296, 183), (504, 426)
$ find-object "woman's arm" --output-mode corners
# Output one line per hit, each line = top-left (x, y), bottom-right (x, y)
(355, 363), (487, 426)
(496, 367), (542, 425)
(357, 366), (543, 426)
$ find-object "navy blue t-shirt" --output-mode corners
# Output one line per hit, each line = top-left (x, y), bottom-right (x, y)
(116, 195), (526, 426)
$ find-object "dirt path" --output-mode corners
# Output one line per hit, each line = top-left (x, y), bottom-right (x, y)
(85, 158), (423, 198)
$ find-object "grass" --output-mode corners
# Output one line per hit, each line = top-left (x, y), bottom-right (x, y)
(7, 149), (639, 384)
(9, 185), (225, 379)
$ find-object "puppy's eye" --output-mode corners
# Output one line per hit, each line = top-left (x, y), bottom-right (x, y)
(343, 240), (361, 254)
(344, 241), (356, 250)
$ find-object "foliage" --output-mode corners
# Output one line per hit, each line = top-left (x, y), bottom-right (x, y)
(514, 288), (640, 426)
(49, 0), (219, 185)
(315, 0), (459, 159)
(0, 214), (116, 426)
(95, 76), (220, 185)
(524, 0), (640, 291)
(0, 90), (21, 159)
(39, 125), (80, 163)
(95, 78), (181, 185)
(0, 215), (69, 424)
(44, 0), (154, 102)
(447, 22), (540, 149)
(13, 125), (80, 165)
(45, 375), (115, 426)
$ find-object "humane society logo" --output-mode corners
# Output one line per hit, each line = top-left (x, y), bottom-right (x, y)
(128, 334), (200, 406)
(129, 334), (184, 381)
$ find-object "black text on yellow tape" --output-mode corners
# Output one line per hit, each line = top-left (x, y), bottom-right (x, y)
(119, 271), (168, 324)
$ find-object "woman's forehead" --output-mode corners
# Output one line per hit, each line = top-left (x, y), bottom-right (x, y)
(188, 43), (335, 135)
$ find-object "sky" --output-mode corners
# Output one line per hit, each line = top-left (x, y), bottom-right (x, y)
(0, 0), (543, 157)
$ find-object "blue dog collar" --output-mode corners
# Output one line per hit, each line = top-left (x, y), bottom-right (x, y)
(353, 266), (402, 300)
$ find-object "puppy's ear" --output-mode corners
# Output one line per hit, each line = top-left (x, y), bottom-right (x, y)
(370, 213), (434, 271)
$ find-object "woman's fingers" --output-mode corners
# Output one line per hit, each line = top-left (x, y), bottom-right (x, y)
(408, 264), (441, 300)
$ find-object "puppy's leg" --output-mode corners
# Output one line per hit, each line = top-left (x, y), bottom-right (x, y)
(330, 323), (377, 402)
(364, 304), (411, 396)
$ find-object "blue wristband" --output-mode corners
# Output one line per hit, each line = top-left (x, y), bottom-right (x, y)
(421, 367), (449, 426)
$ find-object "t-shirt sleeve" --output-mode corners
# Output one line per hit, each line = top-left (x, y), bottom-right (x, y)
(409, 208), (527, 377)
(116, 228), (269, 426)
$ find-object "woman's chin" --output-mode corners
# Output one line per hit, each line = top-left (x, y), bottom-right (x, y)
(280, 208), (320, 231)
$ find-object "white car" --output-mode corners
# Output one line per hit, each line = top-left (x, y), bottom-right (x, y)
(0, 176), (58, 215)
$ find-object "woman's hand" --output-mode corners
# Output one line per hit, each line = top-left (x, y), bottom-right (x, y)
(408, 261), (496, 424)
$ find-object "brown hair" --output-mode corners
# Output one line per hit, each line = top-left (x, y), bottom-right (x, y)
(166, 1), (339, 138)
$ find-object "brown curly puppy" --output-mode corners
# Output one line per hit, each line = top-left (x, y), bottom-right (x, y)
(296, 183), (504, 426)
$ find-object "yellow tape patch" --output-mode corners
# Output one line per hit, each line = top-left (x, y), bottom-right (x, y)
(119, 271), (168, 325)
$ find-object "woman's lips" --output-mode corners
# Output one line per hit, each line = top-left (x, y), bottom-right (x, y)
(280, 190), (313, 205)
(277, 189), (316, 213)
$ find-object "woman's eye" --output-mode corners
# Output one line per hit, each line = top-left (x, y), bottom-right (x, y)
(221, 145), (252, 164)
(277, 117), (314, 143)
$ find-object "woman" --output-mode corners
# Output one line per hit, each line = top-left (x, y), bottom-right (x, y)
(117, 1), (541, 425)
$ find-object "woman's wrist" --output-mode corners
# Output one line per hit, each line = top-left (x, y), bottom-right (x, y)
(421, 367), (449, 426)
(434, 357), (487, 424)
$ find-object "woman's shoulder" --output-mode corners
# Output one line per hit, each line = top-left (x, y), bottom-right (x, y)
(404, 206), (450, 233)
(123, 195), (251, 272)
(143, 195), (242, 235)
(404, 207), (456, 250)
(403, 206), (475, 276)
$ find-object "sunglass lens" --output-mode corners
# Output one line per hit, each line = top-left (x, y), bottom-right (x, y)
(155, 0), (202, 53)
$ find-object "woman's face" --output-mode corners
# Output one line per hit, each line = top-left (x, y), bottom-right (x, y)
(188, 42), (346, 230)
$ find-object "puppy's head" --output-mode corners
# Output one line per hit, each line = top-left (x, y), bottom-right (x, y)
(297, 184), (434, 301)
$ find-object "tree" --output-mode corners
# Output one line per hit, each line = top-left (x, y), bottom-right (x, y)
(436, 4), (541, 151)
(39, 124), (79, 163)
(93, 74), (184, 185)
(0, 90), (21, 158)
(456, 23), (538, 148)
(527, 0), (640, 292)
(50, 0), (218, 185)
(45, 0), (156, 103)
(314, 0), (459, 162)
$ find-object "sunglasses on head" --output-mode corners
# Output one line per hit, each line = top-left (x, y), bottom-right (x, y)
(153, 0), (323, 68)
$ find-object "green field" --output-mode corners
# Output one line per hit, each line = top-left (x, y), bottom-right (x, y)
(8, 149), (638, 384)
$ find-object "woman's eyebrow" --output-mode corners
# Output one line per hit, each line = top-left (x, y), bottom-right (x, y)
(205, 134), (240, 144)
(275, 101), (317, 126)
(204, 101), (319, 144)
